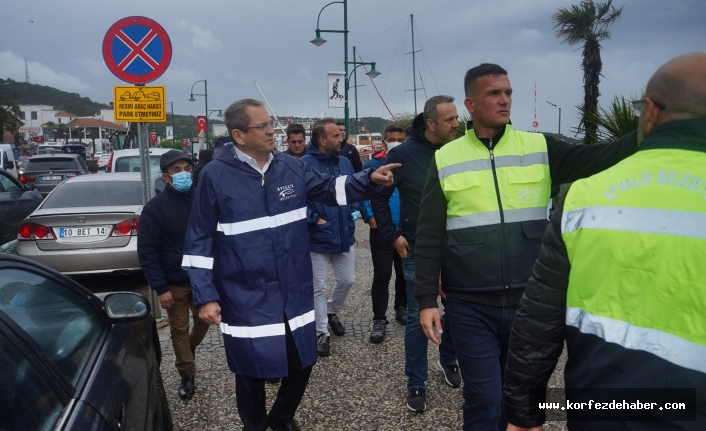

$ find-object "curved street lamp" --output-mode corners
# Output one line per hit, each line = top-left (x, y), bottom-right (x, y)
(189, 80), (211, 147)
(310, 0), (381, 142)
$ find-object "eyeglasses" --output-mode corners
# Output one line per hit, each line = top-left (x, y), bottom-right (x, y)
(239, 120), (275, 132)
(631, 98), (666, 116)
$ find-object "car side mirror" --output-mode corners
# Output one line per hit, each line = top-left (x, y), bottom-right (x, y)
(104, 292), (151, 322)
(3, 161), (12, 169)
(24, 182), (34, 191)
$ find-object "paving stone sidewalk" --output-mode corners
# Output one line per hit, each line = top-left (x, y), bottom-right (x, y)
(158, 221), (567, 430)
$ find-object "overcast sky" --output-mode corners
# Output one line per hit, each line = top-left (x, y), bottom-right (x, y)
(2, 0), (704, 135)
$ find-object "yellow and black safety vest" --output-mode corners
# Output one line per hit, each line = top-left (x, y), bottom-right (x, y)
(561, 119), (706, 401)
(435, 124), (551, 293)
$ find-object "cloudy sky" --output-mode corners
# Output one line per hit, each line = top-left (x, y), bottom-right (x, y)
(2, 0), (704, 135)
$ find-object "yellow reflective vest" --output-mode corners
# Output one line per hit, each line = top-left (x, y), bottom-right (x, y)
(435, 124), (551, 293)
(561, 119), (706, 396)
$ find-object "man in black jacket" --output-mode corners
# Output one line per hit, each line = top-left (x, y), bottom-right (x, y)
(192, 149), (213, 188)
(371, 96), (462, 413)
(415, 64), (638, 430)
(138, 149), (209, 399)
(503, 52), (706, 431)
(336, 122), (363, 172)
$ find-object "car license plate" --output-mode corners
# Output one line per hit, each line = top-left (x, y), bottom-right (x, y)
(59, 226), (108, 238)
(41, 175), (62, 181)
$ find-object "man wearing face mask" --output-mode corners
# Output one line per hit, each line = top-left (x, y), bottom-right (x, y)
(138, 149), (209, 400)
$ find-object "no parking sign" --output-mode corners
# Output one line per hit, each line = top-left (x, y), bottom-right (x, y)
(102, 16), (172, 84)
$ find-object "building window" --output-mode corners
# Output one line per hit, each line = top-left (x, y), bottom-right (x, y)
(19, 111), (25, 120)
(58, 118), (62, 124)
(31, 111), (38, 120)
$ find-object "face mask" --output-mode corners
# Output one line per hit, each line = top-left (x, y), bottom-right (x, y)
(170, 171), (193, 192)
(387, 141), (402, 151)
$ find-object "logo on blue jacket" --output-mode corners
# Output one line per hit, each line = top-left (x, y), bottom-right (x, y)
(278, 184), (297, 201)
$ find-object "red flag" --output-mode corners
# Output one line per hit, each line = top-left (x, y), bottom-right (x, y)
(196, 116), (207, 133)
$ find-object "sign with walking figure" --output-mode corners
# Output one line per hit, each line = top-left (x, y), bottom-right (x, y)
(328, 72), (345, 108)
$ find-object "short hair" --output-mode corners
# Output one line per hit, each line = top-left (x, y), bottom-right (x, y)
(464, 63), (508, 96)
(286, 123), (306, 139)
(383, 124), (405, 139)
(335, 121), (345, 127)
(423, 95), (455, 124)
(224, 98), (265, 137)
(312, 118), (337, 149)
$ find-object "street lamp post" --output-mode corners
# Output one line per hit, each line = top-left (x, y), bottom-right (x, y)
(206, 109), (223, 149)
(311, 0), (381, 142)
(166, 102), (175, 148)
(189, 80), (209, 147)
(546, 101), (561, 136)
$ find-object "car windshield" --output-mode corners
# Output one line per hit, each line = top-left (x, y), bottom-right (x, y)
(26, 158), (76, 171)
(115, 155), (162, 173)
(42, 181), (143, 208)
(0, 268), (103, 386)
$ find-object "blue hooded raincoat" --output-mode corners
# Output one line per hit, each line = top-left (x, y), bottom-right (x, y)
(182, 144), (379, 378)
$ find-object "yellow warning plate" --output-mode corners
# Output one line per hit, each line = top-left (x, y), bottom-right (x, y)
(114, 86), (166, 122)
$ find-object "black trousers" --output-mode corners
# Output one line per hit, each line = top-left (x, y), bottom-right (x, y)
(235, 321), (313, 431)
(369, 227), (407, 321)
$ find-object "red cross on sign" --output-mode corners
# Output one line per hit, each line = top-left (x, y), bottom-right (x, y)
(102, 16), (172, 84)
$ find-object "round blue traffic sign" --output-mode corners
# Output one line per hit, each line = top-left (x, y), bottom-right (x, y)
(102, 16), (172, 84)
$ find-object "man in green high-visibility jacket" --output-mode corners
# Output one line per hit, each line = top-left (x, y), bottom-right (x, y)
(503, 52), (706, 431)
(414, 63), (639, 431)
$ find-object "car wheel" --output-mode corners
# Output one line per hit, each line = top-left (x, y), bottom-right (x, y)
(154, 356), (173, 431)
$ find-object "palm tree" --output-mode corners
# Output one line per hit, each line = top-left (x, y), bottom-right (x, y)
(553, 0), (624, 144)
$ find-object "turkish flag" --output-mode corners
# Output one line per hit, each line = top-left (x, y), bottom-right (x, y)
(196, 116), (207, 133)
(31, 136), (44, 143)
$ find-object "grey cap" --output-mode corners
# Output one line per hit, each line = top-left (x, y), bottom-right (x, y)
(160, 149), (193, 173)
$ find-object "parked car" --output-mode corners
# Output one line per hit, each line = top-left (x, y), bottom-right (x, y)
(106, 148), (170, 173)
(16, 173), (146, 275)
(19, 154), (90, 197)
(61, 143), (87, 160)
(0, 143), (17, 177)
(0, 254), (172, 430)
(0, 169), (43, 245)
(98, 154), (111, 170)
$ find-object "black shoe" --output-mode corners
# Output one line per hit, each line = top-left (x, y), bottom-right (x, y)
(178, 374), (195, 399)
(369, 320), (387, 343)
(266, 378), (281, 384)
(267, 413), (301, 431)
(437, 360), (462, 387)
(406, 387), (426, 412)
(317, 333), (330, 357)
(327, 314), (345, 336)
(395, 307), (407, 325)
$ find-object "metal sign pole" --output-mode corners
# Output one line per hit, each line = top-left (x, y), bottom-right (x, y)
(137, 121), (161, 319)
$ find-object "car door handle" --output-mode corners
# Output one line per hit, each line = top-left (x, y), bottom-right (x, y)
(116, 402), (126, 429)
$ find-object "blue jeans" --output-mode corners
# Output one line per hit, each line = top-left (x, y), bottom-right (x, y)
(402, 244), (456, 389)
(445, 296), (518, 431)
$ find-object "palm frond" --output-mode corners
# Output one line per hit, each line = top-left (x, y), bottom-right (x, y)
(572, 94), (638, 142)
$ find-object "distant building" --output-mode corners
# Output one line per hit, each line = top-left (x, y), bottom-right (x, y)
(17, 104), (126, 152)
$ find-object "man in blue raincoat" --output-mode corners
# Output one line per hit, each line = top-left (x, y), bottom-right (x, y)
(182, 98), (398, 431)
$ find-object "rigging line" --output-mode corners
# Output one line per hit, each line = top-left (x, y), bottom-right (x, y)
(418, 67), (428, 100)
(383, 18), (410, 99)
(358, 16), (408, 47)
(356, 49), (396, 121)
(412, 21), (440, 94)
